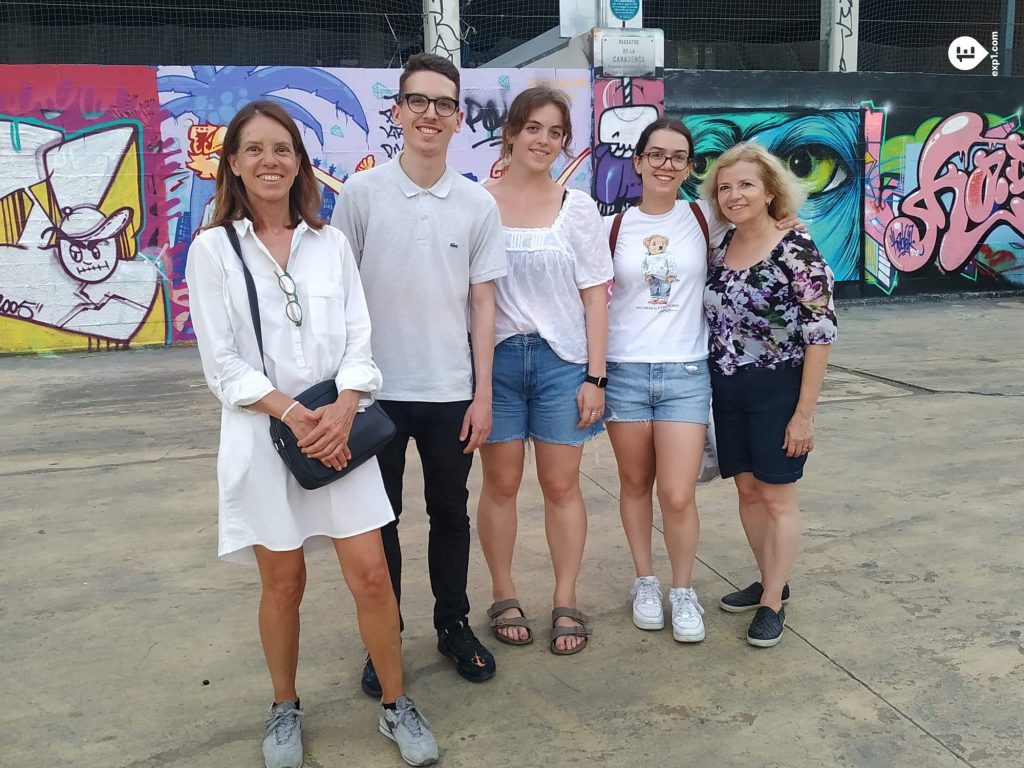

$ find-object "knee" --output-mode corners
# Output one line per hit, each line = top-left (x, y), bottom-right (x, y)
(618, 471), (655, 499)
(658, 488), (696, 516)
(483, 471), (523, 504)
(734, 475), (762, 507)
(541, 478), (582, 507)
(762, 493), (797, 521)
(264, 571), (306, 610)
(348, 559), (394, 603)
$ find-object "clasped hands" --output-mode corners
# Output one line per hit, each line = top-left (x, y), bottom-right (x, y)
(287, 390), (362, 471)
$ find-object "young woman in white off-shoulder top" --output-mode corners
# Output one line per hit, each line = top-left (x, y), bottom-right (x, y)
(476, 86), (613, 655)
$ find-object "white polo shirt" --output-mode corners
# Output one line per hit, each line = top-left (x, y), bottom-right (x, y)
(332, 156), (507, 402)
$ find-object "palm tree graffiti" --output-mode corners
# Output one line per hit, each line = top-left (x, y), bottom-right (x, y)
(159, 65), (368, 247)
(158, 66), (369, 340)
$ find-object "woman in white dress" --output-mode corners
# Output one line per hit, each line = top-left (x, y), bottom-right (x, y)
(477, 87), (613, 655)
(186, 101), (437, 768)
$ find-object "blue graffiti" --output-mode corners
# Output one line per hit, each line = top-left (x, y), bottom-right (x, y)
(677, 111), (861, 282)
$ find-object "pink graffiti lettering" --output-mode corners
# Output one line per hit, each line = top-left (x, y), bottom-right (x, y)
(885, 112), (1024, 272)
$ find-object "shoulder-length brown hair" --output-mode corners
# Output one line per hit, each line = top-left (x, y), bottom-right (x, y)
(206, 100), (324, 231)
(498, 86), (574, 162)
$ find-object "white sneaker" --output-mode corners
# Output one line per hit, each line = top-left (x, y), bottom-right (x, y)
(630, 576), (664, 630)
(669, 586), (706, 642)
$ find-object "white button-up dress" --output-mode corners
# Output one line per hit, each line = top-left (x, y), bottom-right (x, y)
(186, 219), (394, 563)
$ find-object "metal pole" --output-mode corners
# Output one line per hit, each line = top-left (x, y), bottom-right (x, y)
(423, 0), (461, 66)
(825, 0), (859, 72)
(1001, 0), (1015, 76)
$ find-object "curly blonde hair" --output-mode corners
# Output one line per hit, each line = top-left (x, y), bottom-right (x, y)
(699, 142), (807, 222)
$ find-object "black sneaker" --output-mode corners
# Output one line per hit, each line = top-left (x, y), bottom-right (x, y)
(437, 620), (496, 683)
(719, 581), (790, 613)
(747, 606), (786, 647)
(361, 654), (382, 698)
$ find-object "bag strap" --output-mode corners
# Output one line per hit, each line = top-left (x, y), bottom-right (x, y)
(688, 201), (710, 262)
(608, 210), (626, 257)
(223, 223), (269, 376)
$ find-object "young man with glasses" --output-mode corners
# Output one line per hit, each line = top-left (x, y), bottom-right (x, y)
(332, 53), (506, 694)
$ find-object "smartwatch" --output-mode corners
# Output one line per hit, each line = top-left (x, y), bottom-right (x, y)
(584, 374), (608, 389)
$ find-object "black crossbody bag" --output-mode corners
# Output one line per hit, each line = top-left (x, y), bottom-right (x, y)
(224, 224), (396, 490)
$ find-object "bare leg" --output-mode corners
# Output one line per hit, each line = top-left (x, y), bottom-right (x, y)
(755, 479), (801, 611)
(734, 472), (769, 579)
(253, 546), (307, 704)
(534, 440), (588, 653)
(333, 530), (404, 703)
(606, 422), (657, 577)
(652, 422), (705, 588)
(477, 440), (528, 642)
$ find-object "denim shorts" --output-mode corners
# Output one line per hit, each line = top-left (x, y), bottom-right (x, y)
(488, 334), (604, 446)
(605, 360), (712, 424)
(711, 364), (806, 484)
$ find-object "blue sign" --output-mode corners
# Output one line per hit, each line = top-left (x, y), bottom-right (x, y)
(609, 0), (640, 22)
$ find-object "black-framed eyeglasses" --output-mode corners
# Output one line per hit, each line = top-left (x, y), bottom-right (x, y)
(277, 271), (302, 327)
(641, 151), (693, 171)
(399, 93), (459, 117)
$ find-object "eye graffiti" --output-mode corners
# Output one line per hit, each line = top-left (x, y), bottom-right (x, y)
(675, 110), (861, 281)
(785, 144), (847, 195)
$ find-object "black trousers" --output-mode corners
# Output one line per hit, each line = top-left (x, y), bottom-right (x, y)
(376, 400), (474, 631)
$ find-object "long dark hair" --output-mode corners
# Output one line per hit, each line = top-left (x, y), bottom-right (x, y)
(206, 100), (324, 231)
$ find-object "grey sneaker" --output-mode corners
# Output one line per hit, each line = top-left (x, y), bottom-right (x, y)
(378, 696), (439, 767)
(263, 700), (304, 768)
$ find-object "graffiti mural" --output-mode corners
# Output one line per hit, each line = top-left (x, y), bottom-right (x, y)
(673, 110), (862, 283)
(158, 66), (593, 342)
(863, 105), (1024, 294)
(0, 66), (172, 353)
(592, 77), (664, 215)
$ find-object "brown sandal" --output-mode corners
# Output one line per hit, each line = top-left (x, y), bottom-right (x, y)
(487, 598), (533, 646)
(550, 607), (590, 656)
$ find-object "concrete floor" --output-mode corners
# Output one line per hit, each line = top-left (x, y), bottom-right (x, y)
(2, 296), (1023, 768)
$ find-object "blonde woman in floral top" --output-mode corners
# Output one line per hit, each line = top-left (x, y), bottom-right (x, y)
(700, 142), (838, 648)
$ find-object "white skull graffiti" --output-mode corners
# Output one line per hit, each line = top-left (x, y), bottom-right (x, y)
(598, 105), (660, 158)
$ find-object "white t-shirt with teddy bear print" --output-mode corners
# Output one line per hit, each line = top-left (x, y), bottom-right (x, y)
(605, 200), (729, 363)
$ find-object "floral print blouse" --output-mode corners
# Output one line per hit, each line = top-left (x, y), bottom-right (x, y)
(704, 229), (838, 375)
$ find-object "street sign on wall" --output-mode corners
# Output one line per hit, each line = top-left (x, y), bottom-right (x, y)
(600, 0), (643, 29)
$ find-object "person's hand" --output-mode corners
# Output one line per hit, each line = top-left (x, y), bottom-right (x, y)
(783, 410), (814, 458)
(776, 213), (806, 231)
(297, 391), (361, 470)
(283, 404), (320, 444)
(460, 395), (492, 454)
(576, 382), (605, 429)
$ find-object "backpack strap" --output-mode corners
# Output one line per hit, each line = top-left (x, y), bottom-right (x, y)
(688, 201), (710, 259)
(608, 210), (626, 257)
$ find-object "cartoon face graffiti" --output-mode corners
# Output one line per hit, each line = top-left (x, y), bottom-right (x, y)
(50, 206), (133, 284)
(594, 105), (661, 214)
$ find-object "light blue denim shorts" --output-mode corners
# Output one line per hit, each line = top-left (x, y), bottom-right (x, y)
(488, 334), (604, 446)
(605, 360), (712, 424)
